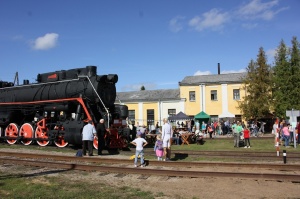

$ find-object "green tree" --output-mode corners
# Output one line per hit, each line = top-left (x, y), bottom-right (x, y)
(140, 85), (145, 90)
(272, 39), (290, 118)
(289, 36), (300, 110)
(239, 47), (272, 120)
(272, 37), (300, 118)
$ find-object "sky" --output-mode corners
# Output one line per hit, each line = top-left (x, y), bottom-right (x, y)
(0, 0), (299, 92)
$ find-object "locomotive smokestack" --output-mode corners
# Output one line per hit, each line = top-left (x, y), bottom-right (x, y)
(218, 63), (220, 75)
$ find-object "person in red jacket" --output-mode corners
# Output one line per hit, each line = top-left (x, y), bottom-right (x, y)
(243, 127), (251, 148)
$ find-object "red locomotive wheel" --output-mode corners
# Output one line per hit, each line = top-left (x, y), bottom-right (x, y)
(19, 123), (34, 145)
(5, 123), (18, 145)
(54, 136), (68, 148)
(35, 127), (50, 146)
(93, 138), (98, 150)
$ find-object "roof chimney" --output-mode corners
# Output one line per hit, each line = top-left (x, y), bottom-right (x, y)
(218, 63), (220, 75)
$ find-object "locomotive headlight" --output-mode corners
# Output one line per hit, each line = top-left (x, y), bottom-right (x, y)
(106, 74), (118, 83)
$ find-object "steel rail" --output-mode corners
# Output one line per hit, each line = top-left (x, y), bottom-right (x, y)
(126, 149), (300, 157)
(0, 151), (299, 170)
(120, 149), (300, 159)
(0, 157), (299, 181)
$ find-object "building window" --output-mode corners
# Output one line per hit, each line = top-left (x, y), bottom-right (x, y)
(147, 109), (154, 126)
(233, 89), (240, 100)
(210, 115), (218, 122)
(128, 110), (135, 122)
(189, 91), (195, 101)
(235, 115), (241, 122)
(168, 109), (176, 117)
(211, 90), (217, 101)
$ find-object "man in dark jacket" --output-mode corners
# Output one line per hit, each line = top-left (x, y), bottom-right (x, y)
(96, 119), (107, 155)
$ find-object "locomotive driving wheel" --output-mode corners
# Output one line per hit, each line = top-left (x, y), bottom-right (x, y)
(35, 127), (50, 146)
(5, 123), (19, 144)
(53, 125), (68, 148)
(93, 138), (98, 150)
(54, 136), (68, 148)
(19, 123), (34, 145)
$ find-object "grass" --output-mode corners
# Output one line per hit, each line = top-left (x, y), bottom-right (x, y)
(0, 172), (159, 199)
(169, 137), (300, 152)
(1, 136), (300, 154)
(141, 136), (300, 162)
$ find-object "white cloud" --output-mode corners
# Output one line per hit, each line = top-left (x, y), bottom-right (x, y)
(194, 70), (212, 76)
(169, 16), (185, 33)
(241, 23), (258, 29)
(121, 82), (157, 92)
(237, 0), (289, 21)
(32, 33), (59, 50)
(169, 0), (289, 33)
(221, 69), (246, 74)
(266, 48), (276, 63)
(266, 48), (276, 58)
(188, 9), (230, 32)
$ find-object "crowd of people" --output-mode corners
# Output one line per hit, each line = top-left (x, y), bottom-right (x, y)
(273, 119), (300, 148)
(81, 117), (300, 167)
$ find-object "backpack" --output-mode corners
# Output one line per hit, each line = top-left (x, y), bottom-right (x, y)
(75, 149), (83, 157)
(156, 140), (163, 150)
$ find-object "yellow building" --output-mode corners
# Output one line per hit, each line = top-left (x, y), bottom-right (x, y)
(179, 72), (246, 121)
(116, 72), (247, 124)
(116, 89), (185, 126)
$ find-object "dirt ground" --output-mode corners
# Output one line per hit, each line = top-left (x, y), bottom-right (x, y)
(1, 148), (300, 199)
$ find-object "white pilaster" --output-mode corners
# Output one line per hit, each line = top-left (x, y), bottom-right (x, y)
(138, 102), (143, 122)
(221, 84), (228, 112)
(200, 84), (206, 112)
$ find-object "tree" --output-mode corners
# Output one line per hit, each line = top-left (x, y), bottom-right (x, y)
(289, 37), (300, 110)
(238, 47), (272, 120)
(272, 39), (290, 118)
(272, 37), (300, 118)
(140, 85), (145, 90)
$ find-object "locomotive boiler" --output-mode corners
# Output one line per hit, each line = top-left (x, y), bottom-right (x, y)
(0, 66), (128, 148)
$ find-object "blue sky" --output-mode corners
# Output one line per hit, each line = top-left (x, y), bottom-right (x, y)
(0, 0), (299, 91)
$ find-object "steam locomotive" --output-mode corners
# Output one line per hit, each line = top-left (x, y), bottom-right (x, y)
(0, 66), (128, 148)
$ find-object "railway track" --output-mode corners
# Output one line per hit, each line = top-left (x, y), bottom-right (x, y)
(1, 152), (300, 181)
(0, 151), (299, 170)
(121, 148), (300, 161)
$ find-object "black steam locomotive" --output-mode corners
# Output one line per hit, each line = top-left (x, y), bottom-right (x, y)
(0, 66), (128, 148)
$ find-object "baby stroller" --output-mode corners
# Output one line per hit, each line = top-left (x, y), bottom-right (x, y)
(195, 130), (204, 145)
(239, 132), (245, 147)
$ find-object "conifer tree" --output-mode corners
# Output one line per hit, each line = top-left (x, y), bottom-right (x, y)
(272, 39), (290, 118)
(140, 85), (145, 90)
(289, 37), (300, 110)
(239, 47), (272, 120)
(272, 37), (300, 118)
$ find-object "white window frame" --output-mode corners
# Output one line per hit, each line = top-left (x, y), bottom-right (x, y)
(211, 90), (217, 101)
(189, 91), (195, 101)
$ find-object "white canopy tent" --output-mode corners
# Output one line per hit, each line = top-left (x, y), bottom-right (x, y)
(218, 111), (235, 118)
